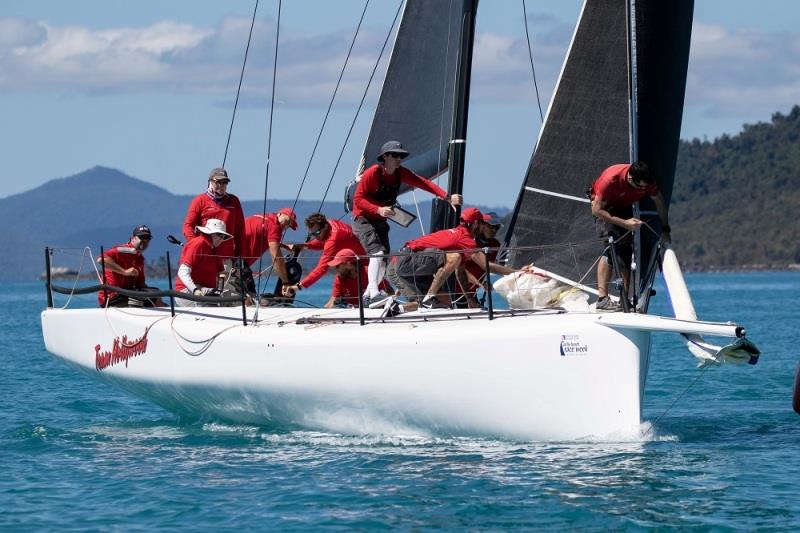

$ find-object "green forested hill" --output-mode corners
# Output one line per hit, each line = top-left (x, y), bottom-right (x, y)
(671, 105), (800, 270)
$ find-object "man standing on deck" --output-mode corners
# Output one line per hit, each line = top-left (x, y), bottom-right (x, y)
(241, 208), (299, 294)
(589, 161), (670, 311)
(182, 168), (245, 270)
(352, 140), (463, 305)
(97, 225), (162, 307)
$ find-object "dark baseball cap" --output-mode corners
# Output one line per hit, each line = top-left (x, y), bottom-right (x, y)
(132, 225), (152, 238)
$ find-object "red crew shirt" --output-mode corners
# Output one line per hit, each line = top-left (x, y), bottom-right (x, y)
(242, 213), (284, 266)
(182, 192), (245, 260)
(97, 242), (145, 306)
(300, 220), (366, 289)
(353, 164), (447, 221)
(404, 225), (477, 254)
(174, 234), (224, 292)
(590, 163), (659, 208)
(331, 268), (389, 305)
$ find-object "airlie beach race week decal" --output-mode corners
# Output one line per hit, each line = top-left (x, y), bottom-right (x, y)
(559, 334), (589, 356)
(94, 333), (149, 370)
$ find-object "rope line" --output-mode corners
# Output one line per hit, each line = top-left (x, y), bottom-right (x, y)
(522, 0), (545, 122)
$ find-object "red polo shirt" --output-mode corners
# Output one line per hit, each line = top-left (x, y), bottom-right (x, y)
(300, 220), (366, 289)
(174, 234), (224, 291)
(242, 213), (284, 266)
(97, 242), (145, 306)
(182, 192), (245, 260)
(353, 164), (447, 220)
(404, 225), (477, 253)
(590, 163), (659, 208)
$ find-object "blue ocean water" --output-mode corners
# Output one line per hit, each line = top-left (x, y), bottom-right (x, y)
(2, 272), (800, 530)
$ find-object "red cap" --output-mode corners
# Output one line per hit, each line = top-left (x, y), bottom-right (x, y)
(278, 208), (298, 230)
(328, 248), (358, 267)
(460, 207), (483, 224)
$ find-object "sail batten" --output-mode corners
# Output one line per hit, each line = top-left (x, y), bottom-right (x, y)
(508, 0), (693, 299)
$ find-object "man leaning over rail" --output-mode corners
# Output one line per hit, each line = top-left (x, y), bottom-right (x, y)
(589, 161), (670, 312)
(241, 208), (299, 295)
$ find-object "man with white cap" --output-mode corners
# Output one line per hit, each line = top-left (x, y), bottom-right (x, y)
(174, 218), (233, 306)
(182, 167), (245, 269)
(353, 140), (463, 305)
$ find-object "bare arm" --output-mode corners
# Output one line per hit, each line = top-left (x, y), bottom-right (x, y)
(268, 241), (289, 283)
(97, 256), (137, 277)
(591, 197), (642, 232)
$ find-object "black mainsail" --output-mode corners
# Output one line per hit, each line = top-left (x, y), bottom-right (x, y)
(507, 0), (693, 304)
(356, 0), (468, 182)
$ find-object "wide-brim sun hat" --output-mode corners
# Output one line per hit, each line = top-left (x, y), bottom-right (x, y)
(377, 140), (409, 162)
(196, 218), (233, 240)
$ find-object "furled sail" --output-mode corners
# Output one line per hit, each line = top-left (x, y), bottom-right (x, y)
(352, 0), (466, 194)
(507, 0), (693, 304)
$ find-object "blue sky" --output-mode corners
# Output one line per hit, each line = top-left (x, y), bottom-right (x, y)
(2, 0), (798, 208)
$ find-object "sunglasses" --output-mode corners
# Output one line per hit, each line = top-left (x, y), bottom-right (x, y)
(138, 235), (152, 241)
(307, 228), (323, 238)
(211, 179), (230, 184)
(384, 152), (405, 159)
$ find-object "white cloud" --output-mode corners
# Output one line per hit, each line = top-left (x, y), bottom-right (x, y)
(686, 22), (800, 119)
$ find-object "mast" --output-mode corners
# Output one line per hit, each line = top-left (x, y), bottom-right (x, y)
(433, 0), (479, 231)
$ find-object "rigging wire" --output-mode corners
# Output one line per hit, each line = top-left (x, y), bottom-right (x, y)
(255, 0), (282, 300)
(316, 0), (404, 209)
(522, 0), (545, 123)
(284, 0), (372, 214)
(222, 0), (261, 168)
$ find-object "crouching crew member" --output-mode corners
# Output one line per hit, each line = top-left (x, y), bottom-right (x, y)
(174, 219), (232, 306)
(457, 211), (518, 305)
(323, 248), (390, 308)
(97, 225), (162, 307)
(388, 207), (487, 309)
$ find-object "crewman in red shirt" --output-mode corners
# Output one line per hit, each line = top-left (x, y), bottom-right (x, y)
(241, 208), (298, 294)
(589, 161), (671, 311)
(97, 225), (161, 307)
(174, 218), (232, 306)
(322, 248), (390, 309)
(458, 212), (518, 304)
(352, 140), (463, 305)
(182, 167), (245, 269)
(284, 213), (367, 296)
(388, 207), (488, 309)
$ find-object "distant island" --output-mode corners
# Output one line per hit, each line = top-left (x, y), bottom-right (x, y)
(4, 106), (799, 281)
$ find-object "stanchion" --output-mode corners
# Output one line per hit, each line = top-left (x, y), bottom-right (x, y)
(44, 247), (53, 308)
(355, 255), (365, 326)
(166, 251), (175, 317)
(239, 257), (248, 326)
(483, 247), (494, 320)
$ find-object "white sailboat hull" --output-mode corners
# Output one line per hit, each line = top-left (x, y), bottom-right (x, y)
(40, 306), (666, 440)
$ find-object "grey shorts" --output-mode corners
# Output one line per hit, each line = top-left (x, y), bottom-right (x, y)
(389, 247), (444, 300)
(352, 216), (391, 256)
